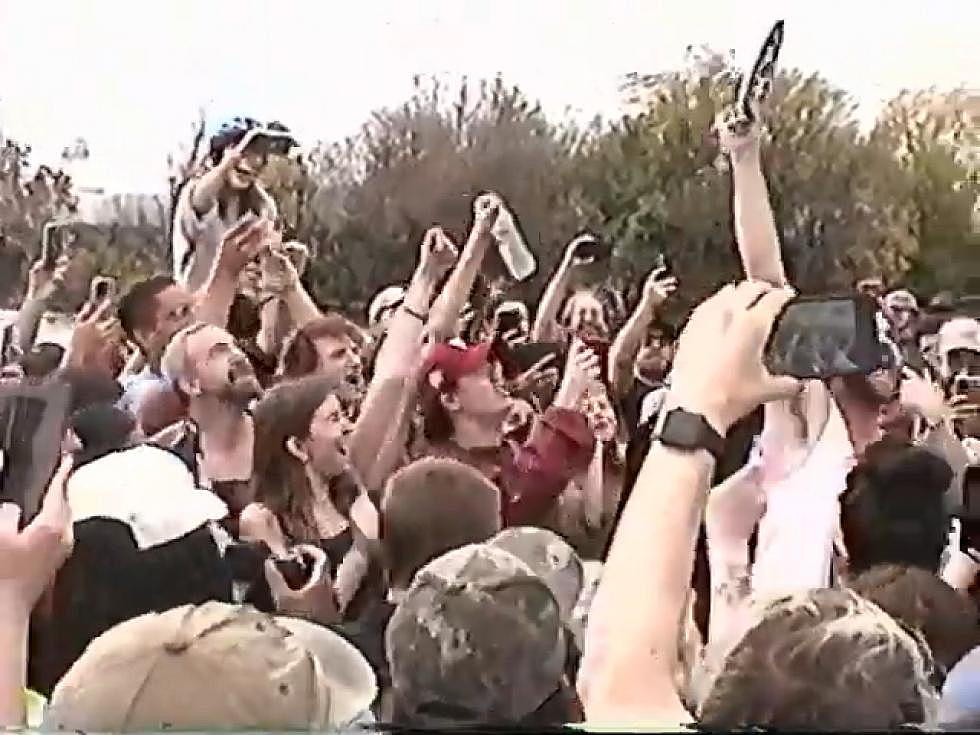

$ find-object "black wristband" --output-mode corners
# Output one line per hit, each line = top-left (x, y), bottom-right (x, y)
(403, 305), (428, 322)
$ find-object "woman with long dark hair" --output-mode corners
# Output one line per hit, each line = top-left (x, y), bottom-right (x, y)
(240, 375), (377, 614)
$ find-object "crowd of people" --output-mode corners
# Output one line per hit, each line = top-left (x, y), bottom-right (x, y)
(0, 97), (978, 731)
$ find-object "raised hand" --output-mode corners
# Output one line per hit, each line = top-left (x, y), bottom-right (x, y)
(26, 254), (69, 303)
(472, 192), (503, 237)
(419, 226), (458, 282)
(0, 455), (74, 614)
(260, 247), (300, 298)
(510, 353), (560, 396)
(264, 544), (339, 625)
(899, 367), (948, 426)
(715, 101), (763, 162)
(669, 280), (800, 434)
(643, 267), (679, 307)
(215, 214), (273, 278)
(554, 339), (602, 410)
(68, 297), (124, 375)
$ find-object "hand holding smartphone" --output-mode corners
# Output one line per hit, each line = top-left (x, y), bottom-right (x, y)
(0, 379), (73, 524)
(89, 276), (117, 305)
(764, 295), (888, 380)
(737, 20), (784, 122)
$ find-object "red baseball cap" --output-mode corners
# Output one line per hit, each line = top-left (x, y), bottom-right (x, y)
(424, 342), (493, 388)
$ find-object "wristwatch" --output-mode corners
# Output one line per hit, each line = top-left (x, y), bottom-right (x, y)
(652, 407), (725, 464)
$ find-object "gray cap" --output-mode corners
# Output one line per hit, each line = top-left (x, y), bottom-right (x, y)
(487, 526), (583, 621)
(385, 543), (566, 723)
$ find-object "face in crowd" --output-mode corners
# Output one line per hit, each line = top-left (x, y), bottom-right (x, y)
(127, 281), (196, 362)
(292, 392), (355, 479)
(442, 362), (513, 429)
(226, 138), (270, 191)
(635, 329), (674, 384)
(580, 384), (617, 443)
(315, 330), (363, 388)
(564, 290), (609, 341)
(884, 299), (919, 344)
(180, 324), (262, 408)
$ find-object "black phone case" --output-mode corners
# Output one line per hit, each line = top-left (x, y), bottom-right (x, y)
(738, 20), (785, 121)
(0, 379), (72, 523)
(764, 295), (883, 380)
(575, 237), (612, 262)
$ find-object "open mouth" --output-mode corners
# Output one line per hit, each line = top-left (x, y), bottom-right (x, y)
(227, 359), (255, 383)
(233, 165), (257, 180)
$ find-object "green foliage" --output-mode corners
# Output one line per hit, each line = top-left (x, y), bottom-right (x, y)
(3, 60), (977, 317)
(869, 90), (980, 295)
(282, 75), (595, 316)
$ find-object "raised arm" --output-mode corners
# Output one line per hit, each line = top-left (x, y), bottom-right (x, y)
(192, 216), (271, 328)
(582, 282), (797, 727)
(531, 239), (580, 342)
(348, 227), (457, 491)
(425, 196), (498, 343)
(0, 458), (73, 728)
(608, 267), (677, 398)
(14, 256), (70, 353)
(719, 108), (786, 288)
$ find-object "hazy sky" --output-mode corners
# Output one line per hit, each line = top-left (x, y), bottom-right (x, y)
(0, 0), (976, 193)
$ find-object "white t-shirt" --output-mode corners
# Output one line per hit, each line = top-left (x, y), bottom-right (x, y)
(751, 399), (856, 597)
(172, 179), (276, 292)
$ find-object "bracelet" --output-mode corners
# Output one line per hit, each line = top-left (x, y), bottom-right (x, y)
(403, 305), (428, 322)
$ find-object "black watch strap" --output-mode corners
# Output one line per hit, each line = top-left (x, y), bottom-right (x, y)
(652, 407), (725, 463)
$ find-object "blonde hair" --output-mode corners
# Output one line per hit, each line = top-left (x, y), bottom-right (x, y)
(699, 588), (938, 731)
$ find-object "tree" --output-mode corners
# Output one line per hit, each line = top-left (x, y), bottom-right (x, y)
(291, 75), (593, 316)
(870, 89), (980, 296)
(578, 48), (923, 316)
(0, 134), (78, 306)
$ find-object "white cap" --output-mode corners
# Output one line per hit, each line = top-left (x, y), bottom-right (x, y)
(67, 445), (228, 549)
(367, 285), (406, 327)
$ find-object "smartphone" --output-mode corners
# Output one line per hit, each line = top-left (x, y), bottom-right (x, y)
(496, 308), (524, 336)
(0, 323), (17, 367)
(581, 337), (611, 372)
(496, 341), (566, 379)
(244, 128), (297, 157)
(40, 222), (63, 269)
(737, 20), (785, 122)
(953, 375), (980, 395)
(0, 379), (72, 523)
(654, 252), (671, 273)
(764, 295), (886, 380)
(89, 276), (116, 304)
(274, 555), (313, 591)
(960, 466), (980, 526)
(572, 234), (612, 263)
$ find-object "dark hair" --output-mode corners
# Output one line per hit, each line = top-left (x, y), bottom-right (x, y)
(251, 375), (354, 542)
(19, 343), (65, 378)
(207, 117), (261, 166)
(54, 367), (122, 414)
(70, 404), (135, 467)
(118, 275), (175, 343)
(280, 314), (362, 379)
(851, 564), (980, 680)
(419, 378), (455, 444)
(380, 458), (501, 590)
(841, 436), (952, 576)
(227, 294), (261, 343)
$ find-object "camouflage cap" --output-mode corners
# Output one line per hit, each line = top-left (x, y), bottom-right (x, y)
(487, 526), (584, 621)
(385, 543), (567, 723)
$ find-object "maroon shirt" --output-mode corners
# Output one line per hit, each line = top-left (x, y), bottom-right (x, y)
(427, 407), (596, 527)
